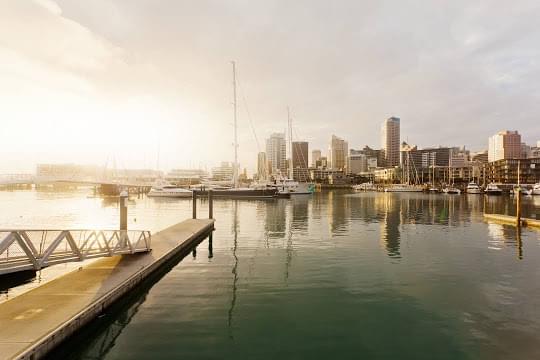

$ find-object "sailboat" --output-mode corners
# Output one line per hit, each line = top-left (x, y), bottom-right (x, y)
(443, 153), (461, 194)
(384, 151), (423, 192)
(283, 108), (314, 195)
(513, 160), (532, 196)
(197, 62), (277, 200)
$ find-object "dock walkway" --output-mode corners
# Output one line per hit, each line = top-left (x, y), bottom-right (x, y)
(0, 219), (214, 360)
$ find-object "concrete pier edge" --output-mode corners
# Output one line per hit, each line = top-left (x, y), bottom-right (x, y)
(2, 219), (214, 360)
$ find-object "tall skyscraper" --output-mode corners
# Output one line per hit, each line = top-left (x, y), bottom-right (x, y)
(266, 133), (287, 175)
(488, 130), (522, 162)
(312, 150), (321, 167)
(292, 141), (309, 181)
(328, 135), (348, 170)
(381, 117), (400, 167)
(257, 152), (268, 180)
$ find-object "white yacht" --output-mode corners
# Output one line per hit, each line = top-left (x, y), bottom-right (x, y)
(466, 182), (482, 194)
(443, 187), (461, 195)
(257, 177), (314, 196)
(533, 183), (540, 195)
(513, 185), (532, 196)
(148, 179), (192, 198)
(485, 183), (503, 195)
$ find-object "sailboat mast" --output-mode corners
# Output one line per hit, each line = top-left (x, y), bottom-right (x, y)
(288, 107), (293, 179)
(232, 61), (239, 188)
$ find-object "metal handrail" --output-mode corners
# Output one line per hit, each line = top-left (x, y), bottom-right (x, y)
(0, 229), (151, 275)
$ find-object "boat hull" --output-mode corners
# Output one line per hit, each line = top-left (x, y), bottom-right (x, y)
(147, 191), (192, 198)
(195, 188), (278, 199)
(466, 189), (482, 194)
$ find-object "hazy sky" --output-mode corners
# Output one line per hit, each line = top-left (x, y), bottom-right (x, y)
(1, 0), (539, 173)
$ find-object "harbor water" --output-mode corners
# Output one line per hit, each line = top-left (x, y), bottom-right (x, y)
(2, 188), (540, 359)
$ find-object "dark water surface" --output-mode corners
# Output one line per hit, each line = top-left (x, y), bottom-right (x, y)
(3, 189), (540, 359)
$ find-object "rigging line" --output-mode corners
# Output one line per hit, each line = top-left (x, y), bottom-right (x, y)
(235, 74), (261, 152)
(292, 126), (310, 170)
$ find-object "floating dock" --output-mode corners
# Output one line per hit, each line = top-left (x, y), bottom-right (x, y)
(0, 218), (215, 360)
(483, 213), (540, 229)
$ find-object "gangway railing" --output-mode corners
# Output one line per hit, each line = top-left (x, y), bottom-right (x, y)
(0, 229), (151, 275)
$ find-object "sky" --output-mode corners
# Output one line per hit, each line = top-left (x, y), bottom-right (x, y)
(1, 0), (539, 174)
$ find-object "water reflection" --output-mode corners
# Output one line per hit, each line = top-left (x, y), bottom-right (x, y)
(228, 200), (239, 339)
(380, 194), (401, 258)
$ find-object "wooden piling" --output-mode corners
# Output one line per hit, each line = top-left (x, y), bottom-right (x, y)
(119, 191), (128, 231)
(516, 189), (521, 227)
(208, 189), (213, 219)
(192, 191), (197, 219)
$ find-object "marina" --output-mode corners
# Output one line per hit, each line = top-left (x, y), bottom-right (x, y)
(1, 188), (540, 359)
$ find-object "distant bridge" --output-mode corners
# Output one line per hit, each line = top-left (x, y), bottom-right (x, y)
(0, 174), (156, 193)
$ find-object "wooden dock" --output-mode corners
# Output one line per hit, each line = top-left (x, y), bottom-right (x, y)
(0, 219), (214, 360)
(483, 213), (540, 229)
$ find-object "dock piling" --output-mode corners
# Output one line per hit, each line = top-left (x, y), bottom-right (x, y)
(120, 190), (128, 231)
(516, 189), (522, 227)
(192, 191), (197, 219)
(208, 189), (213, 219)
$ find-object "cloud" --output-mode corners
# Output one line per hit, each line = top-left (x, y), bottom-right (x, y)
(1, 0), (540, 173)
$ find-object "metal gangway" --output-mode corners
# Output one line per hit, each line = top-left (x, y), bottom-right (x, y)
(0, 229), (151, 275)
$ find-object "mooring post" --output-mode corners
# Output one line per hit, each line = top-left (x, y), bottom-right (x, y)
(192, 191), (197, 219)
(208, 189), (213, 219)
(516, 188), (522, 227)
(120, 190), (128, 231)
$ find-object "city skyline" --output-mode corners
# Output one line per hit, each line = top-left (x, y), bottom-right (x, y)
(2, 1), (540, 173)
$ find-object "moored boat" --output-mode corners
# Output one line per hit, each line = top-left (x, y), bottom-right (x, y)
(443, 187), (461, 195)
(148, 179), (192, 198)
(466, 182), (482, 194)
(485, 183), (502, 195)
(513, 185), (532, 196)
(384, 184), (424, 192)
(533, 183), (540, 195)
(195, 188), (278, 199)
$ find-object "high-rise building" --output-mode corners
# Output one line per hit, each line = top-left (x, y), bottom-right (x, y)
(488, 130), (522, 162)
(292, 141), (309, 182)
(265, 133), (287, 175)
(328, 135), (348, 170)
(257, 152), (268, 180)
(381, 117), (400, 167)
(312, 150), (321, 167)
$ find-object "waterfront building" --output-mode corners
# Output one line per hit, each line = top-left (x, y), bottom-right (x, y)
(165, 169), (208, 185)
(347, 150), (368, 174)
(211, 162), (234, 181)
(265, 133), (287, 175)
(381, 117), (400, 167)
(311, 150), (321, 167)
(450, 147), (470, 168)
(374, 167), (399, 182)
(328, 135), (348, 170)
(529, 146), (540, 159)
(521, 143), (531, 158)
(488, 130), (522, 162)
(257, 152), (268, 180)
(309, 168), (348, 184)
(315, 156), (328, 169)
(399, 145), (452, 170)
(292, 141), (309, 182)
(36, 163), (106, 182)
(485, 158), (540, 184)
(471, 150), (488, 164)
